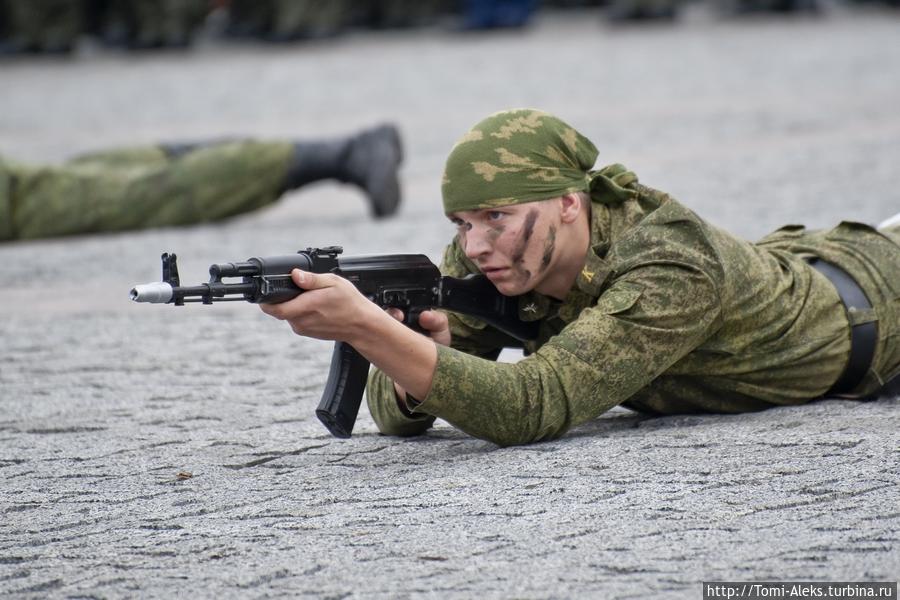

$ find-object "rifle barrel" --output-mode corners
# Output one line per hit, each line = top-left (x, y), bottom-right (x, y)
(130, 281), (259, 303)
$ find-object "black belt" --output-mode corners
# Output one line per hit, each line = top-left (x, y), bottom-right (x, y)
(807, 258), (877, 395)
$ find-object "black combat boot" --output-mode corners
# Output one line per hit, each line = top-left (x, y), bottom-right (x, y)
(284, 124), (403, 218)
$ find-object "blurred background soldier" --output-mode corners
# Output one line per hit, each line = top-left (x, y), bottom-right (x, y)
(85, 0), (208, 50)
(6, 0), (893, 55)
(714, 0), (820, 15)
(221, 0), (266, 39)
(360, 0), (452, 30)
(102, 0), (208, 49)
(606, 0), (679, 21)
(458, 0), (539, 30)
(0, 124), (403, 242)
(225, 0), (354, 42)
(0, 0), (84, 54)
(0, 0), (210, 53)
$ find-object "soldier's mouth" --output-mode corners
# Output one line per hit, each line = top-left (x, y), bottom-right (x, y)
(483, 267), (509, 279)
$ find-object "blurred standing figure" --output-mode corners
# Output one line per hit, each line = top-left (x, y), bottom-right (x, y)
(123, 0), (208, 49)
(361, 0), (452, 29)
(0, 124), (403, 242)
(0, 0), (84, 54)
(542, 0), (604, 5)
(606, 0), (679, 21)
(225, 0), (353, 42)
(221, 0), (268, 38)
(459, 0), (538, 30)
(268, 0), (349, 41)
(86, 0), (208, 49)
(715, 0), (819, 15)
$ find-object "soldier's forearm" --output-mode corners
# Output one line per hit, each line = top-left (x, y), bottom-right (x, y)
(366, 369), (436, 436)
(348, 312), (439, 401)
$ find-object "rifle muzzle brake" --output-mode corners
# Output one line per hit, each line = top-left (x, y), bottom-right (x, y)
(129, 282), (174, 303)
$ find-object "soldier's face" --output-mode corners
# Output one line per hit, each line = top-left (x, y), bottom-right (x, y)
(450, 200), (561, 296)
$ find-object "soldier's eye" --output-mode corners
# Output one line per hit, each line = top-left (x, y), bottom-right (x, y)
(451, 219), (471, 232)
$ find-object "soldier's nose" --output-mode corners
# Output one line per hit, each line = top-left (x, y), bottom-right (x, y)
(463, 232), (492, 259)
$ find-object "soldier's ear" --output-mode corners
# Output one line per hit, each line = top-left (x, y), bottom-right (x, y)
(558, 193), (582, 224)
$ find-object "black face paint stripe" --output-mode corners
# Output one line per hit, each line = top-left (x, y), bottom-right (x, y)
(509, 208), (540, 282)
(522, 209), (538, 245)
(512, 209), (539, 265)
(540, 225), (556, 272)
(488, 223), (505, 242)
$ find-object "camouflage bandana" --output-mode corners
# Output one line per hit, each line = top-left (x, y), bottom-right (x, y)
(441, 109), (600, 214)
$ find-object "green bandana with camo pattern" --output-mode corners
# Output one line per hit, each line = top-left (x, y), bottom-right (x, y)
(442, 109), (614, 214)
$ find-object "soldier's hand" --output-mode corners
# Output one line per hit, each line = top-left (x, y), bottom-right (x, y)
(260, 269), (382, 343)
(384, 308), (451, 347)
(382, 307), (448, 411)
(417, 310), (451, 347)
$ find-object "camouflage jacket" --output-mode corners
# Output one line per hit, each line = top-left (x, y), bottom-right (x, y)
(367, 166), (899, 446)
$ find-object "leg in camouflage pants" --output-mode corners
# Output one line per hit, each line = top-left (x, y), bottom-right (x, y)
(0, 124), (402, 242)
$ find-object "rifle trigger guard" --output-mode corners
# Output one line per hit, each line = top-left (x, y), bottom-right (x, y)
(405, 307), (426, 333)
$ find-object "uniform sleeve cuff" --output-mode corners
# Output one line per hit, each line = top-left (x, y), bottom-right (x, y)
(411, 344), (471, 417)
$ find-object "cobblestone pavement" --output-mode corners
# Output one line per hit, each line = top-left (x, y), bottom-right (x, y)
(1, 8), (899, 599)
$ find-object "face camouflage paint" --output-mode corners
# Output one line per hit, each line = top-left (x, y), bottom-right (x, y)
(511, 209), (539, 282)
(540, 224), (556, 273)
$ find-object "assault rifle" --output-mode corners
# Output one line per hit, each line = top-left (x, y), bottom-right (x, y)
(130, 246), (538, 438)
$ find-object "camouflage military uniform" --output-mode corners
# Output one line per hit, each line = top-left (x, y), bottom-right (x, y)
(123, 0), (208, 49)
(459, 0), (538, 29)
(606, 0), (679, 22)
(361, 0), (450, 29)
(0, 124), (403, 241)
(366, 109), (900, 446)
(0, 0), (84, 53)
(226, 0), (353, 41)
(0, 141), (294, 241)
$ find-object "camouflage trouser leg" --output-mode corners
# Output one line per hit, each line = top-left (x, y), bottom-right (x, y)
(0, 141), (295, 241)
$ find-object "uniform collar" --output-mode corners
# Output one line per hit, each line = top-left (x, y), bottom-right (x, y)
(516, 200), (616, 323)
(575, 201), (614, 297)
(517, 281), (599, 324)
(517, 291), (553, 321)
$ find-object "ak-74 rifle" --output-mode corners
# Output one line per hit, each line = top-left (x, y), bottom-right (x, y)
(130, 246), (538, 438)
